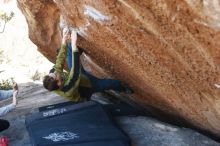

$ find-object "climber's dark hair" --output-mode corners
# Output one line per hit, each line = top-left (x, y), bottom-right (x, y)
(43, 75), (59, 91)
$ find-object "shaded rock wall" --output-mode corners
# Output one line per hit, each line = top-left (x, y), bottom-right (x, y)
(17, 0), (220, 137)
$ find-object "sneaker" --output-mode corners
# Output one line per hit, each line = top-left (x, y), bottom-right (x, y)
(0, 136), (8, 146)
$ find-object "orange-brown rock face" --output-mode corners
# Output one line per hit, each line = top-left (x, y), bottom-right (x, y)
(17, 0), (220, 137)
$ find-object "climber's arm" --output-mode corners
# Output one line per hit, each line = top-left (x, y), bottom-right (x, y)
(54, 28), (70, 73)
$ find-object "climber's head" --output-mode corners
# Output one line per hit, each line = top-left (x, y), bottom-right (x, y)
(43, 74), (59, 91)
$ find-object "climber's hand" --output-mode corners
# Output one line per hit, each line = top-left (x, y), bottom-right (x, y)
(12, 82), (18, 91)
(62, 27), (70, 44)
(71, 30), (78, 52)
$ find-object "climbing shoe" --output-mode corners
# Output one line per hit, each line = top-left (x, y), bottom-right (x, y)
(122, 84), (134, 94)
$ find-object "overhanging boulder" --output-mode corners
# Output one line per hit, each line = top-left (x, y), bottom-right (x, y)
(17, 0), (220, 138)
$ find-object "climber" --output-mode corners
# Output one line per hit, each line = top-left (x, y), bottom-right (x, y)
(0, 82), (18, 132)
(43, 28), (133, 102)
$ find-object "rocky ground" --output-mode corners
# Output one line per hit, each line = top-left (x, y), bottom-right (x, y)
(0, 82), (219, 146)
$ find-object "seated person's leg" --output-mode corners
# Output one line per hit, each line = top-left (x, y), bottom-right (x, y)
(0, 119), (10, 132)
(0, 90), (13, 101)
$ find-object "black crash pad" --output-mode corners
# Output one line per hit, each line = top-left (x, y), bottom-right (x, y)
(25, 101), (130, 146)
(39, 101), (141, 117)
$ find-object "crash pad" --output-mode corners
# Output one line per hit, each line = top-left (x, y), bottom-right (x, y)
(25, 101), (130, 146)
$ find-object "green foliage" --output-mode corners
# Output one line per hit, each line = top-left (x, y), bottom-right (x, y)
(0, 11), (14, 33)
(31, 70), (42, 81)
(0, 78), (14, 90)
(0, 12), (14, 22)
